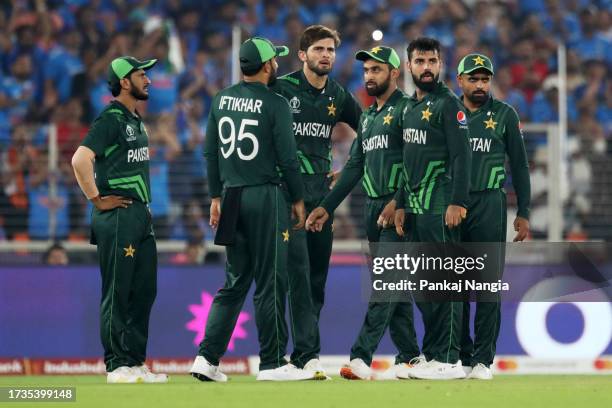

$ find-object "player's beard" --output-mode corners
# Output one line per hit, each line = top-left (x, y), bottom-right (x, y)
(466, 90), (489, 106)
(412, 71), (439, 93)
(267, 64), (278, 86)
(365, 74), (391, 97)
(307, 58), (332, 76)
(129, 80), (149, 100)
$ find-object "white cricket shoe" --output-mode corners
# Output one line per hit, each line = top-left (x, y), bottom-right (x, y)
(257, 363), (316, 381)
(339, 358), (372, 380)
(303, 358), (331, 380)
(373, 364), (401, 380)
(463, 365), (473, 376)
(190, 355), (228, 382)
(136, 364), (168, 383)
(396, 355), (428, 379)
(467, 363), (493, 380)
(409, 359), (467, 380)
(107, 366), (144, 384)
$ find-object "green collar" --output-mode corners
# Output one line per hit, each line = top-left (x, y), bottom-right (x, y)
(460, 95), (494, 116)
(110, 100), (141, 120)
(299, 69), (328, 94)
(368, 88), (404, 113)
(411, 81), (448, 102)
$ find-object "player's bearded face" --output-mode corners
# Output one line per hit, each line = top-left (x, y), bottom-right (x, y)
(303, 38), (336, 76)
(128, 70), (150, 101)
(365, 67), (392, 97)
(462, 73), (491, 105)
(409, 50), (441, 93)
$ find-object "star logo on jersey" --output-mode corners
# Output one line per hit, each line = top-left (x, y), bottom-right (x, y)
(282, 230), (290, 242)
(484, 117), (498, 130)
(473, 55), (486, 66)
(362, 117), (369, 129)
(327, 102), (336, 116)
(123, 244), (136, 257)
(383, 113), (393, 125)
(370, 46), (382, 54)
(421, 107), (432, 122)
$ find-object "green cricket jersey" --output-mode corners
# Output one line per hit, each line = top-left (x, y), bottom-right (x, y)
(81, 100), (152, 203)
(204, 80), (304, 202)
(320, 88), (408, 213)
(462, 96), (531, 219)
(396, 82), (471, 214)
(271, 70), (362, 174)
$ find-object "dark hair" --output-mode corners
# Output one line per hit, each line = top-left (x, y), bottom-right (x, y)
(299, 25), (341, 51)
(42, 242), (66, 264)
(407, 37), (441, 60)
(240, 63), (265, 76)
(109, 81), (122, 96)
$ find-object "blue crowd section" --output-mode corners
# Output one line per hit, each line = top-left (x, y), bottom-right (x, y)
(1, 266), (610, 358)
(0, 0), (610, 243)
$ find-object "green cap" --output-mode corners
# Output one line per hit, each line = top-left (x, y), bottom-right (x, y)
(239, 36), (289, 69)
(108, 56), (157, 85)
(355, 46), (401, 69)
(457, 53), (494, 76)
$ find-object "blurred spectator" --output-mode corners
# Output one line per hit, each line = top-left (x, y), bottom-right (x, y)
(491, 66), (529, 121)
(27, 150), (69, 240)
(53, 99), (88, 238)
(0, 125), (37, 239)
(149, 113), (181, 239)
(43, 29), (84, 108)
(42, 242), (69, 265)
(597, 79), (612, 136)
(571, 7), (612, 64)
(146, 38), (179, 115)
(530, 76), (578, 123)
(509, 37), (550, 102)
(0, 53), (36, 146)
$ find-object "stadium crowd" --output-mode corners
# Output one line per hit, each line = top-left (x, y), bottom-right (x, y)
(0, 0), (610, 246)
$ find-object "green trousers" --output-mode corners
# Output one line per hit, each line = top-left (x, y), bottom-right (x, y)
(460, 189), (507, 367)
(285, 174), (333, 367)
(199, 185), (290, 370)
(404, 212), (463, 364)
(92, 201), (157, 372)
(349, 195), (420, 366)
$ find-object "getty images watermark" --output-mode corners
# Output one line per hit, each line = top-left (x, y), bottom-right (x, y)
(372, 252), (509, 294)
(362, 242), (612, 303)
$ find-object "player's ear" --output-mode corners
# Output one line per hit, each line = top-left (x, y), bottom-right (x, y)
(456, 74), (462, 87)
(120, 77), (130, 91)
(390, 67), (400, 80)
(264, 60), (273, 74)
(298, 49), (307, 63)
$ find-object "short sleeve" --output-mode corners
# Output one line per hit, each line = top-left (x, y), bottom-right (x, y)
(81, 115), (118, 157)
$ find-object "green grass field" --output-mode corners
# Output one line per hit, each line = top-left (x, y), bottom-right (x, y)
(1, 375), (610, 408)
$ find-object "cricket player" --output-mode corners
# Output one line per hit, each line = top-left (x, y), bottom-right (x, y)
(270, 25), (362, 375)
(72, 56), (167, 383)
(456, 53), (530, 380)
(306, 46), (420, 380)
(189, 37), (314, 382)
(393, 37), (472, 380)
